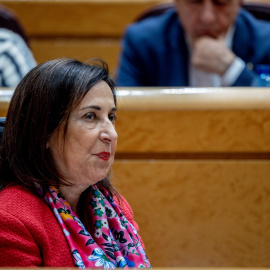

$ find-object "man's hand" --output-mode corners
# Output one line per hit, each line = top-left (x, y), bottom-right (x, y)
(191, 36), (236, 75)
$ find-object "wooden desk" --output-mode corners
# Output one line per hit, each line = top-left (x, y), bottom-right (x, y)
(113, 88), (270, 267)
(1, 87), (270, 267)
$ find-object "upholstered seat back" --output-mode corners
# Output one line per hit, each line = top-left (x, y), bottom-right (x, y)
(0, 117), (5, 143)
(135, 2), (270, 22)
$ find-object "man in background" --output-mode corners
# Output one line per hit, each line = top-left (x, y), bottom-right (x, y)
(116, 0), (270, 87)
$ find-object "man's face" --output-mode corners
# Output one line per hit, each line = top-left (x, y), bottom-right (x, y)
(175, 0), (241, 43)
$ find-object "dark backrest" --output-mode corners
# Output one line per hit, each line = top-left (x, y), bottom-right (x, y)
(243, 2), (270, 21)
(0, 4), (29, 46)
(135, 2), (270, 22)
(0, 117), (5, 143)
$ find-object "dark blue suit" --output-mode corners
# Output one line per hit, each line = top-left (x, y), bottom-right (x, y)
(116, 8), (270, 87)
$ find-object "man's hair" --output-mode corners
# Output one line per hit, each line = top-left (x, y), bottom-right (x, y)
(0, 58), (117, 196)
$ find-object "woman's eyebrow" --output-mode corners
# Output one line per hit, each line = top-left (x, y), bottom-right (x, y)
(80, 105), (117, 111)
(80, 105), (101, 111)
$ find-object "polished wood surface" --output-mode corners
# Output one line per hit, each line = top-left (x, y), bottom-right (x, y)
(1, 0), (169, 37)
(111, 88), (270, 266)
(29, 39), (121, 71)
(116, 88), (270, 154)
(117, 87), (270, 110)
(113, 160), (270, 266)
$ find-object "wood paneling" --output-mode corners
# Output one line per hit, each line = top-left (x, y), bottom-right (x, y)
(112, 88), (270, 267)
(1, 0), (170, 37)
(112, 160), (270, 267)
(29, 38), (121, 70)
(115, 109), (270, 153)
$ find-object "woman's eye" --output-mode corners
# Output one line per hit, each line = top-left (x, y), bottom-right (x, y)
(84, 112), (96, 120)
(109, 113), (117, 123)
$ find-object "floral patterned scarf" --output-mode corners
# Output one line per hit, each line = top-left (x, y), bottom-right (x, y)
(43, 185), (151, 269)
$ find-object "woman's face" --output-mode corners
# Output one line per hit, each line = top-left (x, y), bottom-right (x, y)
(48, 80), (118, 188)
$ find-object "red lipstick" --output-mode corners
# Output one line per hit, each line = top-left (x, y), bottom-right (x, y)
(96, 152), (110, 161)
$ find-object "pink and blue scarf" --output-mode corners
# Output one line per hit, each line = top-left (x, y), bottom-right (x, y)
(43, 185), (151, 269)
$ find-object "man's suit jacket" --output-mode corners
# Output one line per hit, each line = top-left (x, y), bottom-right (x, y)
(116, 8), (270, 87)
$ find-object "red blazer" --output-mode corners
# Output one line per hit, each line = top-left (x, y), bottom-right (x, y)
(0, 185), (143, 266)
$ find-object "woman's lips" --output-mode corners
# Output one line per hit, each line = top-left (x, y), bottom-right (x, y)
(96, 152), (111, 161)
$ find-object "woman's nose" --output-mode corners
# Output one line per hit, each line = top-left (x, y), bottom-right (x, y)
(100, 122), (118, 143)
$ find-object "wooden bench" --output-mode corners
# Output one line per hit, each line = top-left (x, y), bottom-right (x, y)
(1, 87), (270, 267)
(0, 0), (170, 72)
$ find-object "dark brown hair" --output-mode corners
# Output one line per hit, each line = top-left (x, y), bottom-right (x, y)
(0, 58), (117, 196)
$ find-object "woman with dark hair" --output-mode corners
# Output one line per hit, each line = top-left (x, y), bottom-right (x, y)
(0, 58), (151, 268)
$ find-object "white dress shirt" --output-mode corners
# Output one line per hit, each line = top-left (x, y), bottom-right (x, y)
(188, 27), (245, 87)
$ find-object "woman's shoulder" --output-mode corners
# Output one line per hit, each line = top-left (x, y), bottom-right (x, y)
(0, 184), (73, 266)
(0, 184), (53, 219)
(0, 184), (42, 205)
